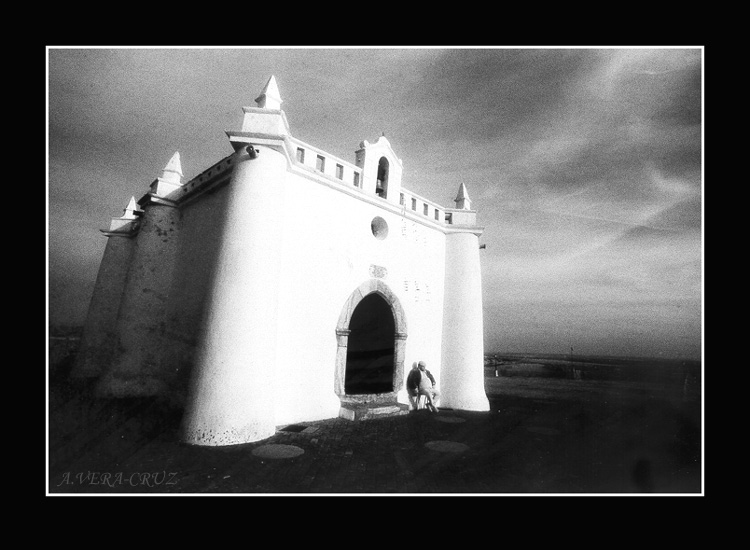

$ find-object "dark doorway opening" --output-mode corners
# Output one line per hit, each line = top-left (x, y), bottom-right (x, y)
(345, 293), (395, 394)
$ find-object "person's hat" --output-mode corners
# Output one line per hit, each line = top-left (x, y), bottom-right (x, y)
(418, 361), (426, 368)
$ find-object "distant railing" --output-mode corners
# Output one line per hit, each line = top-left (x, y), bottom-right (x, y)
(399, 191), (446, 224)
(181, 155), (235, 197)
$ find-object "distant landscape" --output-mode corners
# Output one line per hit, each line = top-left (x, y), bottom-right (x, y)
(485, 352), (700, 382)
(483, 352), (700, 410)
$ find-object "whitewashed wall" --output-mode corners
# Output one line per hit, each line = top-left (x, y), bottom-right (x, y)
(272, 161), (446, 426)
(162, 184), (230, 400)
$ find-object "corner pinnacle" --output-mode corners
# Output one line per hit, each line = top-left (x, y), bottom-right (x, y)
(255, 75), (283, 109)
(160, 152), (183, 184)
(454, 183), (472, 210)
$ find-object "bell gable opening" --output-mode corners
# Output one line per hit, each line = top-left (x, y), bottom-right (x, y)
(376, 157), (389, 199)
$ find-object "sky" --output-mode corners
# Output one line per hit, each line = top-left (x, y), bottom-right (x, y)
(47, 46), (703, 360)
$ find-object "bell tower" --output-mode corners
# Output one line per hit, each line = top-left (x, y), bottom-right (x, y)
(354, 135), (403, 204)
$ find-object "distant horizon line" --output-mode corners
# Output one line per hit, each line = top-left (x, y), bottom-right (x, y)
(47, 326), (701, 363)
(486, 350), (701, 363)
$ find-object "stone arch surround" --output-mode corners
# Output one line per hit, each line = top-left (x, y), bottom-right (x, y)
(334, 279), (407, 404)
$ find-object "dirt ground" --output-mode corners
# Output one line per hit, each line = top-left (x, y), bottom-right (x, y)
(47, 360), (702, 495)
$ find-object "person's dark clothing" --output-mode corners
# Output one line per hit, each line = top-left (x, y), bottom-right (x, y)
(407, 368), (421, 395)
(407, 367), (436, 394)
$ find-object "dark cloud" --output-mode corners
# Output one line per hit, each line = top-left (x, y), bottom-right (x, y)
(399, 49), (601, 141)
(47, 47), (703, 359)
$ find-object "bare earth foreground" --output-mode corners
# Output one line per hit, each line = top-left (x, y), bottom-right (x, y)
(47, 352), (702, 495)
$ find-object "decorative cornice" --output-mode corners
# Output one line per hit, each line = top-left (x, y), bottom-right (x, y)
(444, 225), (485, 236)
(238, 107), (291, 135)
(138, 193), (180, 209)
(226, 130), (287, 145)
(242, 106), (283, 115)
(100, 227), (138, 238)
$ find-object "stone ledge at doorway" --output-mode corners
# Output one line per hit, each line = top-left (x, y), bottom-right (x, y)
(338, 401), (409, 421)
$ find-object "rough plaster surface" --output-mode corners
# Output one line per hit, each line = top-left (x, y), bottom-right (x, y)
(96, 202), (181, 397)
(72, 235), (135, 378)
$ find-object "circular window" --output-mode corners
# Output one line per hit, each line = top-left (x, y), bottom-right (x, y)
(371, 216), (389, 240)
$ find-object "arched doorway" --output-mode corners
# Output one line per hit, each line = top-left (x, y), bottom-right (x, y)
(344, 293), (394, 394)
(334, 279), (407, 403)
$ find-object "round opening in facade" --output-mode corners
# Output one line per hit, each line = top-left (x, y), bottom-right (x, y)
(371, 217), (389, 240)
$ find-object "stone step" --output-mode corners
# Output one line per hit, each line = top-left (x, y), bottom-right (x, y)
(339, 401), (409, 421)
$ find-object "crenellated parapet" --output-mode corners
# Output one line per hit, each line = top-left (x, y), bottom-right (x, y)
(98, 76), (484, 252)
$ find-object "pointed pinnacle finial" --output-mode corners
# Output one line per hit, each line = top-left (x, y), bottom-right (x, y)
(122, 196), (140, 219)
(255, 75), (283, 110)
(454, 183), (472, 210)
(160, 152), (183, 184)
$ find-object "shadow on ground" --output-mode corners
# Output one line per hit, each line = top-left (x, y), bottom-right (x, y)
(48, 361), (701, 495)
